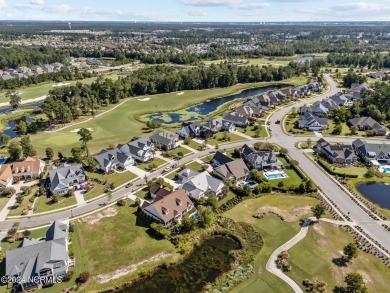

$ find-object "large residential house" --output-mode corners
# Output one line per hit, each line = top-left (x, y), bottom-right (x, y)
(141, 189), (195, 226)
(368, 72), (386, 80)
(95, 148), (134, 173)
(222, 113), (248, 127)
(297, 112), (328, 131)
(350, 82), (370, 93)
(0, 157), (45, 187)
(212, 159), (251, 182)
(150, 130), (178, 150)
(149, 183), (172, 200)
(234, 105), (262, 117)
(119, 137), (155, 162)
(179, 170), (224, 199)
(212, 151), (234, 167)
(239, 144), (282, 170)
(348, 117), (387, 136)
(316, 138), (357, 164)
(352, 139), (390, 164)
(176, 118), (234, 139)
(5, 221), (70, 292)
(48, 164), (86, 195)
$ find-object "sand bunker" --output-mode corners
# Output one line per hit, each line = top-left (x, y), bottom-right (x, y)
(70, 128), (93, 133)
(139, 98), (151, 101)
(52, 82), (71, 87)
(177, 92), (184, 95)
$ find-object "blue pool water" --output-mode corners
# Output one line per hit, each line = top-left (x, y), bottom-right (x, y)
(0, 158), (7, 165)
(193, 212), (198, 219)
(383, 168), (390, 173)
(265, 173), (285, 180)
(245, 181), (257, 188)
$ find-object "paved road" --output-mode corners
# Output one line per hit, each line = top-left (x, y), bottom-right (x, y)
(1, 75), (390, 253)
(268, 74), (390, 251)
(266, 218), (314, 293)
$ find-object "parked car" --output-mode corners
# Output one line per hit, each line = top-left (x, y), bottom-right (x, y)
(126, 182), (133, 188)
(163, 166), (172, 172)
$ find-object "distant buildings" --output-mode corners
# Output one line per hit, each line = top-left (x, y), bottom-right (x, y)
(0, 63), (65, 81)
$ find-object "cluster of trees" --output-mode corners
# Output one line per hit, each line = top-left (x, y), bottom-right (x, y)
(327, 52), (390, 70)
(7, 136), (36, 161)
(342, 70), (367, 87)
(0, 70), (94, 91)
(0, 46), (69, 70)
(352, 82), (390, 121)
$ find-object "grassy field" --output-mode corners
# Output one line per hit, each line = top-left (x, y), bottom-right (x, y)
(168, 146), (193, 157)
(0, 197), (10, 213)
(86, 170), (138, 188)
(225, 194), (322, 293)
(0, 75), (119, 104)
(136, 157), (168, 171)
(287, 222), (389, 292)
(72, 205), (178, 291)
(268, 156), (303, 187)
(236, 125), (268, 138)
(185, 161), (204, 172)
(27, 82), (295, 157)
(207, 132), (247, 146)
(186, 139), (203, 151)
(34, 195), (77, 213)
(217, 191), (236, 207)
(83, 184), (105, 202)
(323, 120), (366, 137)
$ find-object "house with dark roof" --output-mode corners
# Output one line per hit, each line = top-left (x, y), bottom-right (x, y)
(239, 144), (282, 170)
(141, 189), (195, 226)
(348, 117), (387, 136)
(150, 130), (178, 150)
(297, 112), (328, 131)
(149, 183), (172, 199)
(179, 170), (224, 199)
(212, 159), (250, 182)
(368, 72), (386, 80)
(234, 105), (262, 117)
(119, 137), (155, 162)
(352, 139), (390, 164)
(95, 148), (134, 173)
(5, 221), (70, 292)
(316, 138), (357, 164)
(48, 164), (86, 195)
(222, 113), (248, 127)
(212, 151), (233, 167)
(350, 82), (370, 93)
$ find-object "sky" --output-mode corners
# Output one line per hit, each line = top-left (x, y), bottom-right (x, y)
(0, 0), (389, 22)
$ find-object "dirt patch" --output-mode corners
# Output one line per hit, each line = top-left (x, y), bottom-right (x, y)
(53, 82), (71, 87)
(177, 92), (184, 95)
(257, 206), (311, 222)
(81, 207), (118, 225)
(96, 252), (173, 284)
(138, 97), (150, 101)
(358, 271), (372, 284)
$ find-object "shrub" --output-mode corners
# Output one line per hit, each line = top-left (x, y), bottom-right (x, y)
(117, 199), (127, 206)
(77, 272), (90, 284)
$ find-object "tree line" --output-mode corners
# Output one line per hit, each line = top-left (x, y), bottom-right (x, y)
(327, 52), (390, 70)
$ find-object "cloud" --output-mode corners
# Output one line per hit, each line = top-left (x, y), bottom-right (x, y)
(330, 2), (383, 12)
(186, 8), (208, 16)
(179, 0), (270, 10)
(43, 4), (73, 12)
(0, 0), (6, 9)
(29, 0), (44, 5)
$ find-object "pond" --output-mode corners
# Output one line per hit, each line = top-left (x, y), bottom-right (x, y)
(356, 182), (390, 210)
(146, 85), (280, 124)
(110, 235), (241, 293)
(294, 56), (325, 63)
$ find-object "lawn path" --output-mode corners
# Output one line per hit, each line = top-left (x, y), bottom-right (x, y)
(266, 218), (315, 293)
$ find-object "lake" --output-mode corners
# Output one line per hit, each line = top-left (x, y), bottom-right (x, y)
(108, 235), (241, 293)
(356, 182), (390, 210)
(146, 85), (280, 124)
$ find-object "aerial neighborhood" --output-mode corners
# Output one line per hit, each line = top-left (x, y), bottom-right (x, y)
(1, 19), (390, 293)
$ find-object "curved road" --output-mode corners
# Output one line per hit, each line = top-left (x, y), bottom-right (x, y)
(1, 74), (390, 253)
(266, 218), (314, 293)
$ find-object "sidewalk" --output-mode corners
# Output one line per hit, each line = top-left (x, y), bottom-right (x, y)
(232, 130), (254, 140)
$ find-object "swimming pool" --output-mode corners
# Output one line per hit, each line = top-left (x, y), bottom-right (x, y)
(264, 171), (287, 180)
(383, 167), (390, 173)
(193, 212), (199, 219)
(244, 181), (257, 188)
(0, 158), (8, 165)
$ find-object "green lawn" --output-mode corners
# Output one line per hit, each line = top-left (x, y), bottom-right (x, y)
(186, 139), (203, 151)
(287, 222), (389, 292)
(168, 146), (193, 157)
(0, 74), (119, 103)
(135, 187), (150, 199)
(0, 197), (10, 213)
(136, 157), (168, 171)
(34, 195), (77, 213)
(28, 81), (291, 157)
(73, 206), (177, 291)
(184, 161), (205, 172)
(207, 132), (246, 146)
(268, 156), (303, 188)
(86, 170), (138, 188)
(223, 194), (326, 293)
(284, 113), (315, 136)
(218, 191), (237, 207)
(323, 120), (366, 137)
(236, 125), (268, 138)
(7, 195), (32, 217)
(83, 184), (105, 202)
(0, 227), (48, 252)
